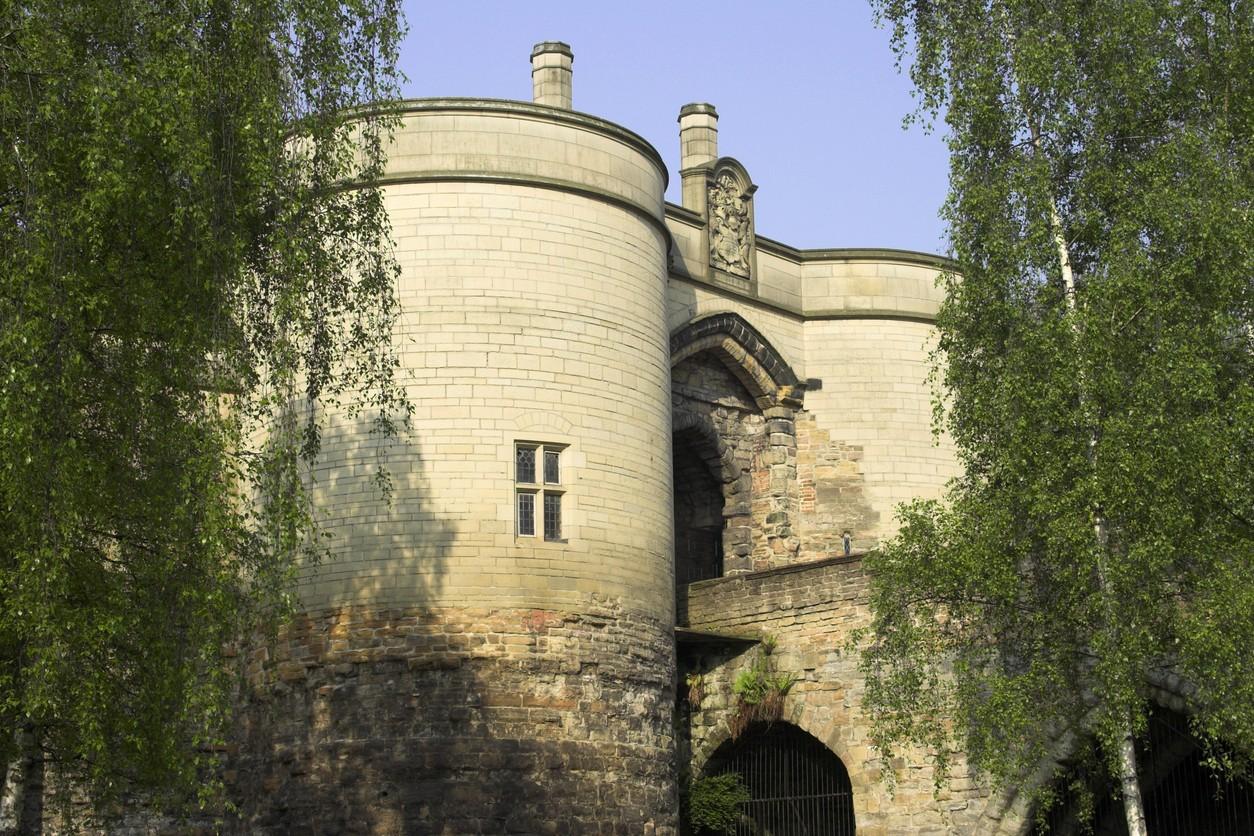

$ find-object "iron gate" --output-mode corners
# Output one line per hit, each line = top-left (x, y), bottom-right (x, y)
(711, 722), (856, 836)
(1138, 708), (1254, 835)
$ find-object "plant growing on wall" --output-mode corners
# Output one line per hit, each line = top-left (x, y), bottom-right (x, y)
(687, 672), (707, 708)
(730, 639), (798, 739)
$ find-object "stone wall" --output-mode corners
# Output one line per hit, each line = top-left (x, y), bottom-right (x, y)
(671, 348), (886, 575)
(802, 316), (959, 543)
(796, 411), (879, 555)
(680, 557), (990, 836)
(231, 602), (676, 834)
(262, 98), (680, 833)
(665, 213), (959, 547)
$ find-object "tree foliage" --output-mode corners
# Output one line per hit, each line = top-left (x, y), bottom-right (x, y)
(0, 0), (405, 821)
(685, 773), (751, 835)
(860, 0), (1253, 811)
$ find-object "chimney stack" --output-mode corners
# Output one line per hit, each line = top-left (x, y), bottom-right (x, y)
(678, 103), (718, 214)
(531, 42), (573, 109)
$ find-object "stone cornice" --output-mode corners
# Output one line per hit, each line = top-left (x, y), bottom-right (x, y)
(665, 203), (705, 226)
(756, 237), (959, 272)
(389, 97), (669, 189)
(666, 271), (940, 325)
(663, 203), (958, 271)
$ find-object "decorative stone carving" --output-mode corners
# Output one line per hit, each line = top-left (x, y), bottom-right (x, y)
(709, 172), (752, 278)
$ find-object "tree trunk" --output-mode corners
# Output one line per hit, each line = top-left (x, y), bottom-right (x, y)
(1043, 135), (1150, 836)
(1118, 727), (1149, 836)
(0, 723), (42, 836)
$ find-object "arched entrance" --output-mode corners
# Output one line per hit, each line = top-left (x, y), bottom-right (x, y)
(669, 312), (806, 577)
(1031, 707), (1254, 835)
(705, 722), (856, 835)
(673, 426), (725, 586)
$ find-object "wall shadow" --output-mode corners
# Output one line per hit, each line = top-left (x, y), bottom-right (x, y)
(210, 416), (674, 833)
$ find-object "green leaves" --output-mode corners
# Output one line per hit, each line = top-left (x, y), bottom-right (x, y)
(685, 773), (751, 835)
(864, 0), (1253, 811)
(0, 0), (406, 823)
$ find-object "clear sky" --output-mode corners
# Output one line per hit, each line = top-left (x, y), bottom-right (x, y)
(397, 0), (951, 255)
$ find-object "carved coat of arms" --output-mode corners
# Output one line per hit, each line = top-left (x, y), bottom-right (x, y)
(709, 173), (752, 278)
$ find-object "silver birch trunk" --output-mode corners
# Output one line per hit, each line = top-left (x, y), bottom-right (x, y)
(0, 723), (39, 836)
(1049, 176), (1149, 836)
(997, 6), (1151, 828)
(1119, 728), (1150, 836)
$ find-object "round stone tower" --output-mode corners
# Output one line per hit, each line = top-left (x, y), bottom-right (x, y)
(233, 43), (677, 833)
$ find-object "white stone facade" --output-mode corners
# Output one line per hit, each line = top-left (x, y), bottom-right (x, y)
(303, 46), (959, 616)
(258, 41), (980, 835)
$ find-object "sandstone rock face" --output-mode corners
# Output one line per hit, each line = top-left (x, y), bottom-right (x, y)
(233, 605), (674, 833)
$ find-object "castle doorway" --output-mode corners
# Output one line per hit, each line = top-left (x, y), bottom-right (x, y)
(705, 721), (856, 835)
(1031, 707), (1254, 835)
(673, 429), (724, 585)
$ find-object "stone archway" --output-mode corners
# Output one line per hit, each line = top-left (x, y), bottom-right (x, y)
(670, 312), (805, 572)
(703, 721), (857, 835)
(673, 425), (726, 586)
(670, 312), (804, 411)
(671, 411), (746, 580)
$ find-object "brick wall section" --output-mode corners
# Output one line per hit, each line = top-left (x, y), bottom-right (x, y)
(681, 558), (991, 835)
(230, 604), (676, 834)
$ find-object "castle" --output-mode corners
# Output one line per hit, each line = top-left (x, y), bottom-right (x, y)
(229, 42), (1029, 835)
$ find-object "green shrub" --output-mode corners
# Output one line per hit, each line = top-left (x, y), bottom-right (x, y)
(686, 773), (750, 834)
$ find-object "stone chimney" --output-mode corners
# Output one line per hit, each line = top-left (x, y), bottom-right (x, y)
(531, 42), (573, 109)
(678, 103), (718, 215)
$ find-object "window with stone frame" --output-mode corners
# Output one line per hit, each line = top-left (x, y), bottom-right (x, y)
(516, 442), (565, 541)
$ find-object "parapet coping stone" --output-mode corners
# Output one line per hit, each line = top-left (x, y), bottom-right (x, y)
(687, 552), (867, 590)
(675, 627), (761, 646)
(381, 97), (669, 188)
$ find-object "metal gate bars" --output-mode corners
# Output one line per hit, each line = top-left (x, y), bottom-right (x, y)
(711, 722), (856, 836)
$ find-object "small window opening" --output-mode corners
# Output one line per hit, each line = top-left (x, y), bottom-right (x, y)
(516, 442), (565, 541)
(517, 492), (536, 537)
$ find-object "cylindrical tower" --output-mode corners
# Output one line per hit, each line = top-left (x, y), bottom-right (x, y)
(799, 251), (960, 548)
(233, 47), (677, 833)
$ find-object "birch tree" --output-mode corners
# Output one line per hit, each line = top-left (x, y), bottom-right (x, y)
(859, 0), (1252, 830)
(0, 0), (406, 829)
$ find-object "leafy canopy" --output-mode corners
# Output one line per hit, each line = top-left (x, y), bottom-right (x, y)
(0, 0), (406, 817)
(860, 0), (1252, 797)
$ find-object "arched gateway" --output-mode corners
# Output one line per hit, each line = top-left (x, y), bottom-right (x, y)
(705, 722), (857, 836)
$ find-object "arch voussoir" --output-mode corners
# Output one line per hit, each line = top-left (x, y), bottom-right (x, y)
(669, 312), (804, 409)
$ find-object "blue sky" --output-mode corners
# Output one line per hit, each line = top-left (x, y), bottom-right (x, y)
(397, 0), (950, 255)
